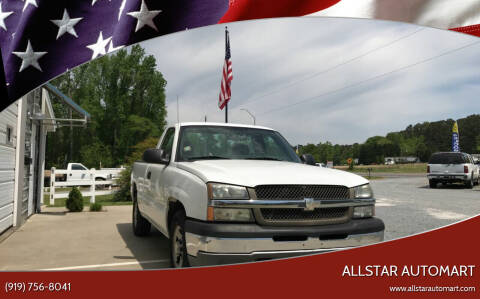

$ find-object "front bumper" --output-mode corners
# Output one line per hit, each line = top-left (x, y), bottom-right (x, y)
(185, 217), (384, 266)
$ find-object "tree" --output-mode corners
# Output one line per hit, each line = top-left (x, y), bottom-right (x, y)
(46, 45), (167, 169)
(297, 114), (480, 165)
(114, 137), (159, 201)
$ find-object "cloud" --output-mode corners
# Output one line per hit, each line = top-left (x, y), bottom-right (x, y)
(138, 17), (480, 145)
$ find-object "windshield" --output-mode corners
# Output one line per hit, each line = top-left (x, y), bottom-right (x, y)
(176, 126), (301, 163)
(428, 153), (466, 164)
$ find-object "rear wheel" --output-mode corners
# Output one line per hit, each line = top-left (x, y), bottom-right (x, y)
(169, 210), (190, 268)
(132, 197), (151, 236)
(429, 180), (437, 188)
(465, 175), (473, 189)
(95, 177), (105, 190)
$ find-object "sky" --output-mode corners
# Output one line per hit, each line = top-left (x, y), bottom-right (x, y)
(138, 17), (480, 146)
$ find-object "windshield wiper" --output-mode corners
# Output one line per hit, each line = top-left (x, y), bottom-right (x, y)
(245, 157), (282, 161)
(186, 156), (230, 161)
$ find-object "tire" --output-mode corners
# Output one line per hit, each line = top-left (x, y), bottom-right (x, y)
(169, 210), (190, 268)
(132, 197), (151, 236)
(465, 175), (473, 189)
(429, 180), (437, 188)
(95, 177), (105, 190)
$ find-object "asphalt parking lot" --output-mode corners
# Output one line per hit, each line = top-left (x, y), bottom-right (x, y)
(0, 175), (478, 270)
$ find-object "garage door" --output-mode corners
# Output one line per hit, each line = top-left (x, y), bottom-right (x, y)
(0, 102), (18, 234)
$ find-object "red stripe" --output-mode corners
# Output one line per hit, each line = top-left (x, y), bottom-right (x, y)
(219, 0), (341, 23)
(220, 1), (480, 39)
(450, 24), (480, 37)
(219, 58), (233, 110)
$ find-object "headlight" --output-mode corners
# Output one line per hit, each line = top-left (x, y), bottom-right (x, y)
(208, 183), (249, 199)
(208, 207), (254, 222)
(353, 205), (375, 218)
(353, 184), (373, 199)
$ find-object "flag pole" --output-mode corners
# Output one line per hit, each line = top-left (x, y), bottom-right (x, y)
(225, 26), (228, 123)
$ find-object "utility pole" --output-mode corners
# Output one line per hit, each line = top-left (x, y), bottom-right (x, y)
(176, 95), (180, 124)
(240, 108), (256, 125)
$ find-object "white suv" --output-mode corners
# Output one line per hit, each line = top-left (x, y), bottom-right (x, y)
(427, 152), (479, 188)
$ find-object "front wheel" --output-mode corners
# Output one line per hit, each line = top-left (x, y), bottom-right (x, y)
(169, 210), (190, 268)
(429, 180), (437, 188)
(132, 198), (151, 236)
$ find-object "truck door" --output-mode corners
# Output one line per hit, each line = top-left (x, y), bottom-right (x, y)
(69, 163), (88, 181)
(143, 127), (175, 226)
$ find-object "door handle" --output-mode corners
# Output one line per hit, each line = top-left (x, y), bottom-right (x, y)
(147, 171), (152, 180)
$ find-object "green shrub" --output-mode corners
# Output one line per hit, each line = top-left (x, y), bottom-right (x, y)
(113, 166), (132, 201)
(90, 202), (103, 212)
(113, 136), (159, 202)
(66, 186), (84, 212)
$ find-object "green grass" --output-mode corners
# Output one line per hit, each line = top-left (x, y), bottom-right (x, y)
(359, 176), (384, 180)
(336, 163), (427, 174)
(43, 193), (132, 207)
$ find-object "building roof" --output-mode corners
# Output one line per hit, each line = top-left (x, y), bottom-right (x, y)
(44, 83), (91, 120)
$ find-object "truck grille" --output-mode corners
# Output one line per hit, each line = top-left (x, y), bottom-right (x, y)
(262, 207), (348, 220)
(254, 185), (351, 200)
(252, 185), (352, 226)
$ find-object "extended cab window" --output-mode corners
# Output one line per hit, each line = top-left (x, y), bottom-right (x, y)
(160, 128), (175, 159)
(72, 164), (86, 170)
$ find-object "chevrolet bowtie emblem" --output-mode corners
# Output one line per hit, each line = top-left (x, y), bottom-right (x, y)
(304, 198), (315, 211)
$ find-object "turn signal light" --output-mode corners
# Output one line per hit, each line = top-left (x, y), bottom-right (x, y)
(464, 165), (468, 173)
(207, 206), (214, 221)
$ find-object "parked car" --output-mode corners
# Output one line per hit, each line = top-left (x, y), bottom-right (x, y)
(45, 163), (125, 188)
(131, 122), (385, 267)
(427, 152), (480, 188)
(60, 163), (123, 182)
(384, 158), (395, 165)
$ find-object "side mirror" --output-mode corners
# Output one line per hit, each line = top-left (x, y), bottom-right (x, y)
(300, 154), (316, 166)
(143, 148), (170, 164)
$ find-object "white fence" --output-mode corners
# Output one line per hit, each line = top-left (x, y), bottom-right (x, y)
(48, 167), (121, 205)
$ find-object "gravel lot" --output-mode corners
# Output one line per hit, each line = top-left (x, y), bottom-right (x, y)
(372, 176), (480, 240)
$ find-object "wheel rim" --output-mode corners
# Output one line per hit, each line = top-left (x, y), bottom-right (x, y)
(172, 225), (185, 268)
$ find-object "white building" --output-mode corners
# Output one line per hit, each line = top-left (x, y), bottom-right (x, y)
(0, 85), (89, 237)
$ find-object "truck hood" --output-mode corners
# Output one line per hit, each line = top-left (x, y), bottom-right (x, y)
(175, 160), (368, 188)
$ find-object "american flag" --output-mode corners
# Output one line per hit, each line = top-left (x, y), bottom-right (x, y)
(0, 0), (231, 110)
(218, 27), (232, 110)
(1, 0), (479, 111)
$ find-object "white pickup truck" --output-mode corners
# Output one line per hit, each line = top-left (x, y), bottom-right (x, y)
(131, 123), (384, 267)
(57, 163), (123, 182)
(427, 152), (479, 188)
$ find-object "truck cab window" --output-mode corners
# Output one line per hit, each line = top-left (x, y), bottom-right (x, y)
(72, 164), (86, 170)
(160, 128), (175, 159)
